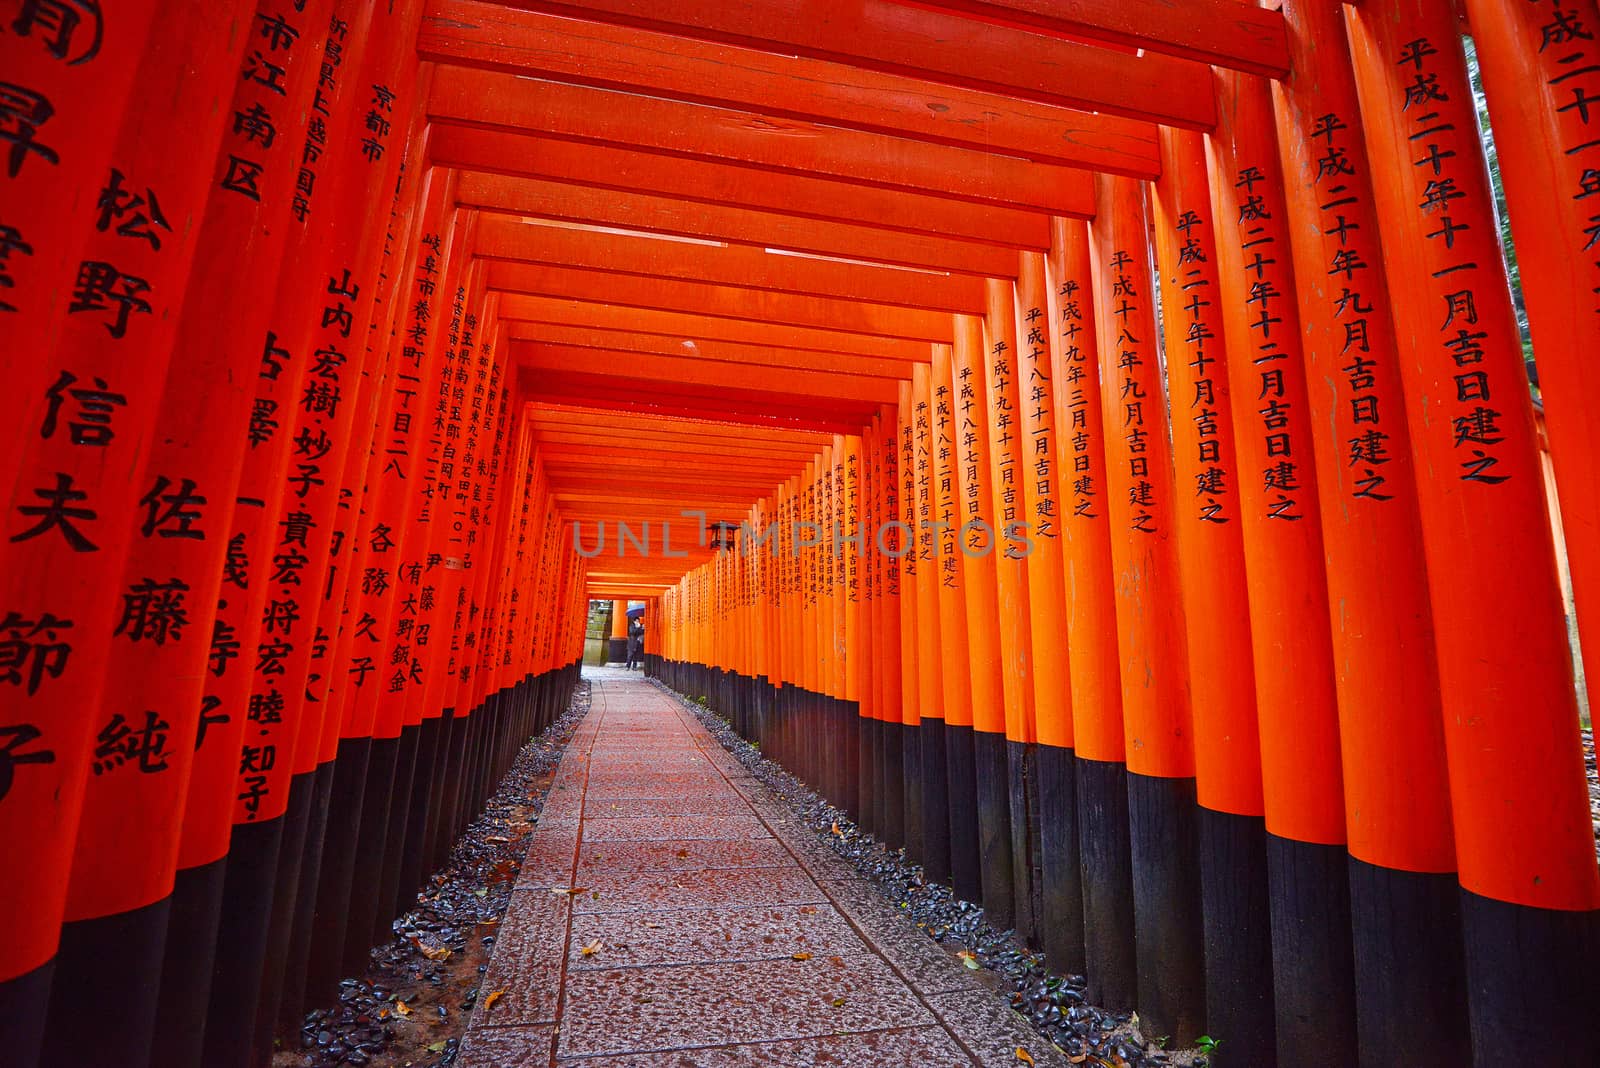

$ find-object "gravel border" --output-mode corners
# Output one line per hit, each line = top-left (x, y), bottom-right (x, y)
(654, 679), (1201, 1068)
(285, 680), (592, 1068)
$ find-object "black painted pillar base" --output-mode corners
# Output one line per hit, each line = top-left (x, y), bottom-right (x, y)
(344, 736), (400, 974)
(841, 699), (861, 817)
(902, 722), (924, 865)
(403, 716), (441, 908)
(41, 895), (173, 1068)
(1348, 858), (1470, 1065)
(151, 855), (229, 1068)
(880, 719), (904, 849)
(919, 717), (951, 884)
(303, 739), (372, 1012)
(1006, 739), (1039, 944)
(276, 762), (333, 1033)
(0, 957), (52, 1068)
(944, 723), (982, 905)
(857, 713), (877, 836)
(1077, 757), (1136, 1010)
(1126, 772), (1206, 1047)
(1265, 835), (1358, 1068)
(1036, 744), (1084, 975)
(377, 724), (421, 938)
(202, 814), (286, 1068)
(972, 729), (1016, 929)
(1460, 889), (1600, 1067)
(1196, 807), (1275, 1067)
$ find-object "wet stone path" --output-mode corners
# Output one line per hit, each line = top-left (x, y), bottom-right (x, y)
(457, 668), (1067, 1067)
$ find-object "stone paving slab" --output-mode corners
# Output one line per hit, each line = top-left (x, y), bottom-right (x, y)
(565, 903), (864, 971)
(458, 668), (1069, 1068)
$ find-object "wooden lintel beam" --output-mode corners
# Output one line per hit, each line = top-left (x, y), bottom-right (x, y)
(473, 216), (987, 313)
(429, 65), (1096, 213)
(418, 0), (1161, 174)
(470, 0), (1219, 128)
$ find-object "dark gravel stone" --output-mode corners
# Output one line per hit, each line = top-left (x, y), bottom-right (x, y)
(281, 681), (592, 1068)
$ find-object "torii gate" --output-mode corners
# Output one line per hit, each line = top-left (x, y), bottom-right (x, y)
(1, 2), (1596, 1067)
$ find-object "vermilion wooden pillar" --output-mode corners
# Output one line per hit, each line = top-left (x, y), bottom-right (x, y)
(257, 12), (429, 1057)
(934, 339), (983, 904)
(11, 7), (254, 1068)
(1016, 250), (1085, 975)
(854, 423), (877, 834)
(982, 279), (1040, 941)
(1208, 66), (1353, 1067)
(321, 190), (470, 995)
(1351, 2), (1600, 1060)
(875, 405), (906, 848)
(0, 0), (155, 474)
(145, 3), (340, 1063)
(1274, 2), (1468, 1062)
(912, 361), (952, 884)
(952, 312), (1016, 926)
(191, 6), (392, 1062)
(1151, 125), (1276, 1063)
(896, 384), (925, 862)
(1087, 172), (1206, 1046)
(1047, 217), (1135, 1011)
(1461, 0), (1600, 732)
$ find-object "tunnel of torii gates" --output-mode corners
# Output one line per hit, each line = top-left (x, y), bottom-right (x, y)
(5, 0), (1600, 1066)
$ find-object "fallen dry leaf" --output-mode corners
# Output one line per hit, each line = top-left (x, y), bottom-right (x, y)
(791, 952), (813, 961)
(1016, 1048), (1035, 1065)
(393, 1000), (412, 1017)
(957, 950), (980, 970)
(830, 996), (846, 1007)
(799, 906), (818, 915)
(830, 821), (841, 836)
(580, 938), (604, 957)
(486, 835), (509, 843)
(409, 936), (451, 961)
(483, 989), (506, 1010)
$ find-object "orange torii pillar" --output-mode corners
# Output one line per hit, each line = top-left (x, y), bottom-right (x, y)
(207, 11), (388, 1068)
(856, 423), (880, 835)
(934, 340), (984, 905)
(1049, 218), (1136, 1010)
(1276, 1), (1471, 1061)
(1462, 0), (1600, 733)
(983, 280), (1041, 940)
(1352, 1), (1600, 1058)
(1208, 67), (1352, 1067)
(609, 599), (629, 664)
(267, 23), (429, 1055)
(874, 405), (907, 848)
(896, 384), (925, 861)
(912, 363), (951, 883)
(1152, 126), (1276, 1062)
(4, 6), (251, 1067)
(1016, 250), (1085, 974)
(0, 0), (154, 473)
(321, 200), (479, 998)
(1088, 173), (1206, 1045)
(146, 3), (349, 1062)
(954, 312), (1018, 927)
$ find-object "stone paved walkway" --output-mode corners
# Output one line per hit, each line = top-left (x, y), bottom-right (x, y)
(458, 668), (1068, 1067)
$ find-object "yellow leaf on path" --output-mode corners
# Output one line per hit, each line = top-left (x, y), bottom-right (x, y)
(580, 939), (604, 957)
(830, 822), (841, 836)
(483, 990), (506, 1010)
(791, 952), (813, 961)
(1016, 1048), (1035, 1065)
(957, 950), (980, 970)
(394, 1000), (412, 1017)
(830, 996), (846, 1007)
